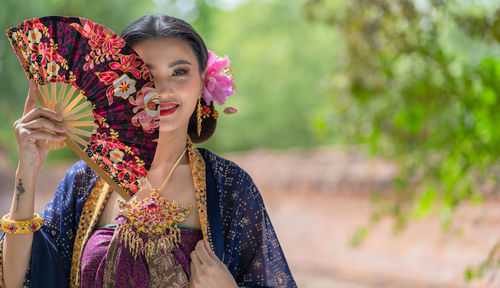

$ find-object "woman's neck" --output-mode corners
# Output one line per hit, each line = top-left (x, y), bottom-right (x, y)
(147, 129), (189, 187)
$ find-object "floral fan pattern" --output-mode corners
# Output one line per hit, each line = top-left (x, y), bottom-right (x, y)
(5, 16), (160, 198)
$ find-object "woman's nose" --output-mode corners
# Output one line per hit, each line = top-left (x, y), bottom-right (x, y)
(152, 76), (174, 94)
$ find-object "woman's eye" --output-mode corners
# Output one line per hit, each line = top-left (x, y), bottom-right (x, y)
(173, 69), (188, 76)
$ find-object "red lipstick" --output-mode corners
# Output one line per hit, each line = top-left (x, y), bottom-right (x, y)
(159, 103), (179, 116)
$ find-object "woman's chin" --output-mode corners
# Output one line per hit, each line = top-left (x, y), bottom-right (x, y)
(158, 118), (188, 134)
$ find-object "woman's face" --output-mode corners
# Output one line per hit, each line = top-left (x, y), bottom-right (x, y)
(132, 37), (205, 133)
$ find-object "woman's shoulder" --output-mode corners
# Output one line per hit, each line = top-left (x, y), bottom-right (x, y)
(197, 147), (252, 180)
(197, 148), (267, 212)
(196, 147), (261, 198)
(59, 160), (99, 198)
(65, 159), (97, 180)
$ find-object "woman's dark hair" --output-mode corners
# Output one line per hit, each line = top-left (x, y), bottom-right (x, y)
(120, 14), (216, 143)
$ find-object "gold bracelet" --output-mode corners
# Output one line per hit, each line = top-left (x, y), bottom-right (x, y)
(1, 213), (45, 234)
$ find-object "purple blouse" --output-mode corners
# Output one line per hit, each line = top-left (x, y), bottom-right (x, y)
(80, 224), (202, 287)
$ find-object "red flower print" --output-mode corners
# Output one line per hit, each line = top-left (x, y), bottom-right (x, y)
(71, 19), (125, 72)
(110, 54), (142, 79)
(70, 19), (125, 55)
(30, 41), (65, 67)
(140, 64), (151, 80)
(23, 18), (46, 35)
(129, 84), (159, 133)
(95, 70), (119, 105)
(96, 70), (119, 85)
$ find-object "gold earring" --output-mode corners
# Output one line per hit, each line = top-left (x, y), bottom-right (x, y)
(196, 94), (202, 136)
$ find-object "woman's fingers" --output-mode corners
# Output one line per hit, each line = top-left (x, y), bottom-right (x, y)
(23, 118), (67, 133)
(21, 80), (62, 123)
(21, 106), (63, 124)
(204, 241), (220, 262)
(204, 241), (229, 271)
(205, 241), (226, 267)
(189, 240), (237, 287)
(190, 249), (202, 266)
(189, 256), (199, 287)
(194, 240), (215, 266)
(23, 79), (39, 116)
(18, 128), (66, 142)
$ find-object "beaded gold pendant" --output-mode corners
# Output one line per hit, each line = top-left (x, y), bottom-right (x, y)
(115, 188), (192, 259)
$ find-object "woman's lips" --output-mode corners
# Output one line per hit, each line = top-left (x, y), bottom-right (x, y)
(159, 104), (179, 116)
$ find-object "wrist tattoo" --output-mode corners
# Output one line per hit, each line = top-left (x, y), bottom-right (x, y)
(15, 178), (25, 212)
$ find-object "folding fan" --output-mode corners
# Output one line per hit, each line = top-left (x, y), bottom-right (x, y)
(5, 16), (160, 201)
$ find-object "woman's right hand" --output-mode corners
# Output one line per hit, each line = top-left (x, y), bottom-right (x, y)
(14, 79), (67, 172)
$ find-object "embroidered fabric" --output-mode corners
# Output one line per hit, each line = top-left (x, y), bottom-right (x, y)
(81, 224), (202, 287)
(115, 197), (192, 260)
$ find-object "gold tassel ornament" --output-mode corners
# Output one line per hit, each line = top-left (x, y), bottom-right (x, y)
(114, 146), (192, 259)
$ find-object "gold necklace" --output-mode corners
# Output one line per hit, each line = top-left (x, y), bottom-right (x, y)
(116, 146), (192, 259)
(145, 146), (187, 196)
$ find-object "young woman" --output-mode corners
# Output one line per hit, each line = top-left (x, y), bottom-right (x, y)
(0, 14), (296, 287)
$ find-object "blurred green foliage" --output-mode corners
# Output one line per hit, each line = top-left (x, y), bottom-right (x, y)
(304, 0), (500, 281)
(0, 0), (336, 165)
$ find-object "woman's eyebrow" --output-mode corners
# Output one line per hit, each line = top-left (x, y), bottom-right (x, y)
(145, 60), (192, 69)
(169, 59), (191, 68)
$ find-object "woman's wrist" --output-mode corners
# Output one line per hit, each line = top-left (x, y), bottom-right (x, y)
(8, 163), (37, 220)
(16, 160), (40, 179)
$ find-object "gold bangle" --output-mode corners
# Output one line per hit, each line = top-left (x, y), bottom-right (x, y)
(1, 213), (45, 234)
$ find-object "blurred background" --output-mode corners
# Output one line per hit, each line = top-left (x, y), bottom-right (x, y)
(1, 0), (500, 287)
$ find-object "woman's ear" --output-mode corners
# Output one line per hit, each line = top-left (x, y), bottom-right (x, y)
(200, 68), (207, 91)
(201, 67), (207, 83)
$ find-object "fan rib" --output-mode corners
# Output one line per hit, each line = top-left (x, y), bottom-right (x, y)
(41, 85), (52, 108)
(53, 84), (68, 115)
(65, 93), (85, 114)
(41, 84), (49, 99)
(61, 85), (77, 110)
(58, 83), (68, 105)
(64, 101), (89, 118)
(64, 110), (93, 121)
(36, 87), (48, 107)
(67, 121), (94, 127)
(50, 82), (57, 107)
(39, 86), (50, 106)
(66, 131), (87, 147)
(67, 126), (92, 138)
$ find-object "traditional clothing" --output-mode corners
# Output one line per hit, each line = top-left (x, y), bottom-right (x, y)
(0, 145), (296, 287)
(81, 224), (202, 287)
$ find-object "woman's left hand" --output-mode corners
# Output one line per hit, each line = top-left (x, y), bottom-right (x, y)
(190, 240), (238, 288)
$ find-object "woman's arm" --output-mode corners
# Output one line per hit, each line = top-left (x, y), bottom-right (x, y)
(2, 79), (66, 288)
(201, 148), (297, 287)
(2, 165), (38, 288)
(232, 180), (296, 288)
(1, 160), (97, 288)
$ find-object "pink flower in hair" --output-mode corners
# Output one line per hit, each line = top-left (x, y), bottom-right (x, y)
(202, 50), (235, 106)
